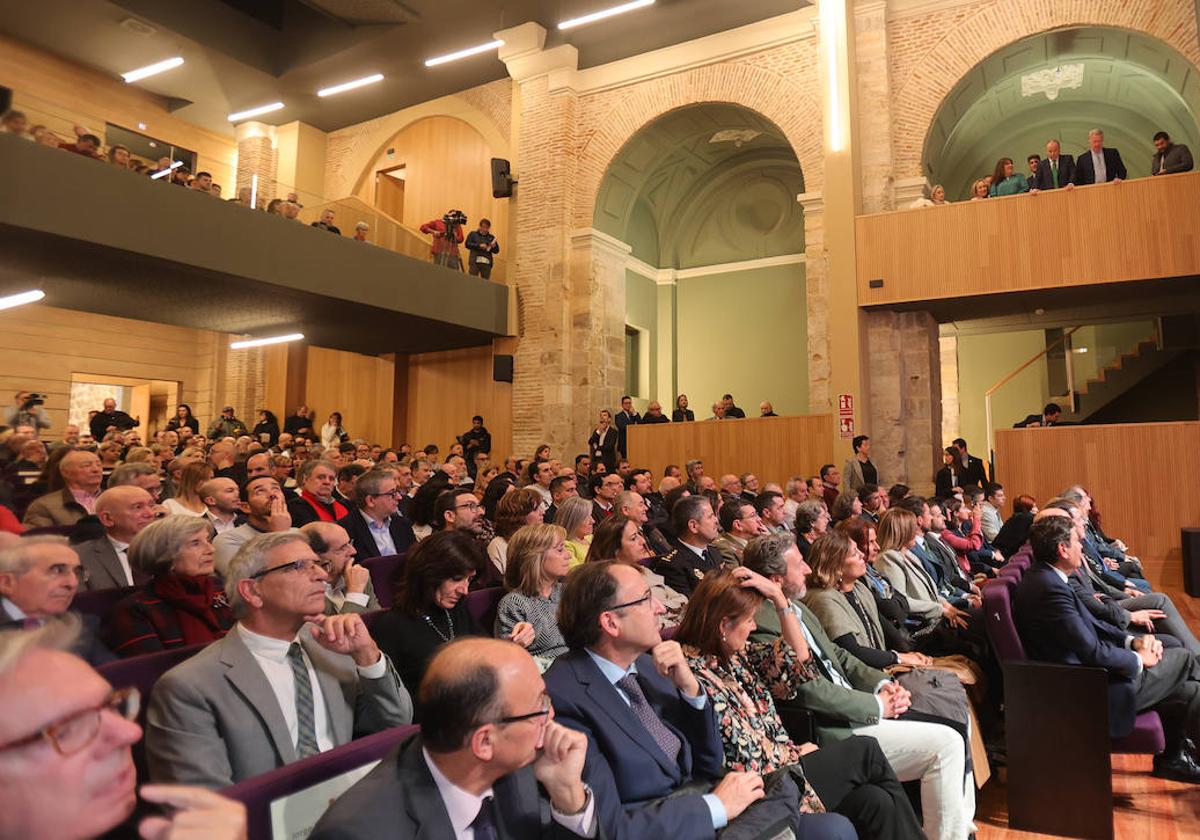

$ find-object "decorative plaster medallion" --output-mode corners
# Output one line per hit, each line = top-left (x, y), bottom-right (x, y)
(709, 129), (762, 147)
(1021, 63), (1084, 101)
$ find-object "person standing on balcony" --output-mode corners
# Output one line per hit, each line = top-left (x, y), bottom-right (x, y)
(1025, 154), (1040, 189)
(464, 218), (500, 280)
(987, 158), (1030, 197)
(1151, 131), (1194, 175)
(1073, 128), (1127, 185)
(420, 210), (466, 270)
(1031, 139), (1075, 191)
(1013, 402), (1063, 429)
(311, 209), (342, 235)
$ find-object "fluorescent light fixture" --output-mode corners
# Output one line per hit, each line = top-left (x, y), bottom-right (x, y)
(150, 160), (183, 180)
(558, 0), (654, 30)
(424, 40), (504, 67)
(820, 0), (845, 152)
(317, 73), (384, 97)
(230, 333), (304, 349)
(122, 56), (184, 83)
(227, 101), (285, 122)
(0, 290), (45, 311)
(250, 173), (258, 210)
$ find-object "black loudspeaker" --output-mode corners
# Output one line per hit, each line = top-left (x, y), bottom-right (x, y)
(0, 86), (11, 116)
(491, 158), (515, 198)
(1183, 527), (1200, 597)
(493, 354), (514, 382)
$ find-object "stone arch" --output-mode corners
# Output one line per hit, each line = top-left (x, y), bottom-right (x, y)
(890, 0), (1200, 180)
(574, 61), (823, 229)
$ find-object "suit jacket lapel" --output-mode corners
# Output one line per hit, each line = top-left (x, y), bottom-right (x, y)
(353, 514), (381, 559)
(94, 539), (129, 589)
(398, 738), (458, 839)
(219, 632), (297, 764)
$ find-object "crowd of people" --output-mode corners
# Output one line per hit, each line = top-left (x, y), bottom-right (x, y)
(2, 388), (1196, 840)
(909, 127), (1194, 206)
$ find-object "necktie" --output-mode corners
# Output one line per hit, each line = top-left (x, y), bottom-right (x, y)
(287, 643), (320, 758)
(470, 796), (499, 840)
(1051, 160), (1058, 187)
(616, 673), (681, 765)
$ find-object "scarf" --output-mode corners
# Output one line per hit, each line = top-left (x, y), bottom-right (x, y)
(153, 572), (233, 646)
(300, 489), (348, 522)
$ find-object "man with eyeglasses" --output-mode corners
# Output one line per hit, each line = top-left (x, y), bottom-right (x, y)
(312, 637), (594, 839)
(547, 561), (804, 839)
(590, 473), (623, 526)
(337, 467), (416, 561)
(0, 621), (247, 840)
(301, 521), (379, 615)
(145, 530), (413, 787)
(0, 536), (114, 665)
(435, 488), (484, 535)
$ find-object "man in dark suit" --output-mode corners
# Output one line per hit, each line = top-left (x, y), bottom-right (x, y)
(1152, 131), (1193, 175)
(1073, 128), (1128, 185)
(311, 637), (597, 840)
(613, 396), (641, 459)
(721, 394), (746, 418)
(591, 473), (622, 526)
(75, 485), (156, 590)
(1031, 139), (1075, 190)
(640, 401), (669, 424)
(547, 561), (829, 839)
(1013, 513), (1200, 782)
(1013, 402), (1062, 429)
(287, 460), (349, 528)
(951, 438), (988, 490)
(653, 495), (723, 596)
(89, 396), (139, 441)
(337, 468), (415, 561)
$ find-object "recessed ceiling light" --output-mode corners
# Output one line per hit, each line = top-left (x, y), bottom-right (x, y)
(0, 290), (45, 311)
(424, 39), (504, 67)
(230, 333), (305, 349)
(558, 0), (654, 30)
(122, 56), (184, 83)
(317, 73), (384, 97)
(228, 102), (285, 122)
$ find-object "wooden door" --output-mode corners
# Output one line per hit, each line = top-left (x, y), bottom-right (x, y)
(375, 168), (406, 221)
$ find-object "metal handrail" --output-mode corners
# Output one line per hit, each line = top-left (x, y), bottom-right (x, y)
(984, 326), (1080, 463)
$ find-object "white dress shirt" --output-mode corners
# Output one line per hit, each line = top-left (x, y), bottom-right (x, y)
(205, 509), (240, 535)
(107, 536), (134, 586)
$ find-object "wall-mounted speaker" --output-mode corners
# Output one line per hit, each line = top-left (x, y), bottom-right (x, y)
(493, 354), (514, 382)
(0, 86), (12, 116)
(491, 158), (515, 199)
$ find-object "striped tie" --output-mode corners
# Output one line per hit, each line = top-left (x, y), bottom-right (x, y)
(288, 642), (320, 758)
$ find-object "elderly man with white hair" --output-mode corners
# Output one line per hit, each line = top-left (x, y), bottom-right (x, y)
(23, 449), (104, 528)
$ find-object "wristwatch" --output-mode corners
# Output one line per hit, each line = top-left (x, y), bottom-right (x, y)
(556, 784), (593, 817)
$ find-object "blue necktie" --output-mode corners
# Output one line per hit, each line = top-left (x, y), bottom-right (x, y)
(471, 796), (499, 840)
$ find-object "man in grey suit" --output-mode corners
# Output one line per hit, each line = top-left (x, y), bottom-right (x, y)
(299, 521), (379, 615)
(75, 486), (157, 590)
(145, 530), (412, 788)
(1152, 130), (1194, 175)
(311, 637), (597, 839)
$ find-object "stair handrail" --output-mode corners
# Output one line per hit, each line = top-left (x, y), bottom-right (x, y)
(984, 326), (1080, 467)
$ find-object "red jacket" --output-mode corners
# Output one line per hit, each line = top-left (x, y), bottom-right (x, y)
(419, 218), (464, 256)
(939, 517), (982, 574)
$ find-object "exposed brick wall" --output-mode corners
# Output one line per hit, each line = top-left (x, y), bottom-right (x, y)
(457, 79), (514, 144)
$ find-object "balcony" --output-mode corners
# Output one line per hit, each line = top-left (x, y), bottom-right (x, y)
(855, 171), (1200, 308)
(0, 134), (510, 355)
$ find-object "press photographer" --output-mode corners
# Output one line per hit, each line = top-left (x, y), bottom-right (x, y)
(5, 390), (51, 431)
(419, 209), (467, 270)
(464, 217), (500, 279)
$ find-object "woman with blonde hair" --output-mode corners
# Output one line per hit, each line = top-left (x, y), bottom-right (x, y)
(161, 461), (213, 516)
(554, 495), (594, 566)
(494, 523), (571, 664)
(969, 179), (989, 201)
(874, 509), (969, 631)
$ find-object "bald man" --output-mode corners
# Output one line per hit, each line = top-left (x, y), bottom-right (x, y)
(23, 449), (105, 528)
(301, 521), (379, 615)
(75, 486), (157, 590)
(200, 477), (245, 535)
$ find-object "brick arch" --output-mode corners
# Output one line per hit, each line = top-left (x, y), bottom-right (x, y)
(891, 0), (1200, 180)
(574, 61), (822, 228)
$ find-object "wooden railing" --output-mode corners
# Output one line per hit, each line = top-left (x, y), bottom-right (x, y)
(856, 171), (1200, 306)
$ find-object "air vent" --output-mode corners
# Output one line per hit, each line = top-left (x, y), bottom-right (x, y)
(119, 17), (157, 35)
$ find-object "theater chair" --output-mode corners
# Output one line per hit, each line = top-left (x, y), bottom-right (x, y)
(223, 724), (419, 839)
(71, 585), (137, 625)
(360, 553), (404, 609)
(466, 586), (503, 633)
(982, 577), (1164, 840)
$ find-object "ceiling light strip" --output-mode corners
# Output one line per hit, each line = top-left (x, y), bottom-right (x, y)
(230, 333), (305, 349)
(317, 73), (384, 97)
(0, 290), (46, 311)
(557, 0), (654, 31)
(228, 102), (285, 122)
(424, 40), (504, 68)
(122, 56), (184, 83)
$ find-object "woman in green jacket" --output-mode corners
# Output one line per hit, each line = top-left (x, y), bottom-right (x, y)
(988, 157), (1030, 197)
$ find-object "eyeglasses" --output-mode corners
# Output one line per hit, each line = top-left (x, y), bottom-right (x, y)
(0, 687), (139, 756)
(370, 489), (402, 498)
(250, 557), (328, 579)
(606, 589), (654, 612)
(497, 694), (552, 726)
(455, 501), (481, 512)
(47, 563), (90, 584)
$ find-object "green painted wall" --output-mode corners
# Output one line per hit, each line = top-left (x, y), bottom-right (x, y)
(957, 330), (1049, 456)
(625, 268), (659, 400)
(675, 263), (807, 416)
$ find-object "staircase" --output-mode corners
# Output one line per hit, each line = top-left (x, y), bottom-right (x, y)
(1060, 338), (1183, 424)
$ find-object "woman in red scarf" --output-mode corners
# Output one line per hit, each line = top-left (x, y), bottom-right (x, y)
(104, 514), (234, 657)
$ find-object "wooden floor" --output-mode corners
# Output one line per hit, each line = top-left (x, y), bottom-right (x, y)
(976, 555), (1200, 839)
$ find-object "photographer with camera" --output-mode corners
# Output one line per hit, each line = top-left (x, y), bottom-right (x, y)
(419, 209), (466, 271)
(464, 217), (500, 279)
(5, 391), (51, 432)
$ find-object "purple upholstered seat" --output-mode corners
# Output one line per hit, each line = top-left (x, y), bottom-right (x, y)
(467, 586), (504, 632)
(361, 554), (403, 609)
(981, 577), (1026, 661)
(71, 585), (138, 624)
(1112, 712), (1167, 754)
(998, 564), (1023, 583)
(223, 724), (419, 839)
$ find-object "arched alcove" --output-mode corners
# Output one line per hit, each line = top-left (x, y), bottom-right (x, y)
(924, 27), (1200, 199)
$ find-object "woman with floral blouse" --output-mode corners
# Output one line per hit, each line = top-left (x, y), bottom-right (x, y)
(674, 567), (925, 840)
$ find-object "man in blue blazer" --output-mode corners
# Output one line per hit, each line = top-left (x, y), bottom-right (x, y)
(1073, 128), (1128, 185)
(1013, 512), (1200, 783)
(336, 468), (415, 560)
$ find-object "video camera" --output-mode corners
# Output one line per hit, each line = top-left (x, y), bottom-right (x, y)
(443, 209), (468, 228)
(22, 393), (45, 409)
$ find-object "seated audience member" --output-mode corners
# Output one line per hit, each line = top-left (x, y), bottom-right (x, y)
(161, 461), (213, 517)
(75, 486), (156, 590)
(794, 499), (831, 559)
(545, 474), (577, 524)
(711, 496), (766, 567)
(837, 518), (932, 654)
(433, 487), (485, 539)
(0, 108), (30, 137)
(654, 495), (722, 596)
(617, 488), (671, 555)
(938, 497), (987, 576)
(310, 637), (596, 840)
(641, 401), (669, 423)
(0, 622), (248, 840)
(587, 515), (688, 626)
(107, 461), (164, 502)
(546, 561), (823, 839)
(23, 448), (104, 528)
(481, 471), (516, 518)
(672, 393), (695, 422)
(104, 515), (234, 657)
(488, 488), (545, 577)
(213, 475), (292, 574)
(977, 482), (1005, 541)
(287, 459), (348, 527)
(0, 537), (114, 665)
(1152, 130), (1194, 174)
(857, 484), (887, 525)
(1074, 128), (1128, 185)
(333, 463), (364, 507)
(145, 530), (413, 787)
(200, 477), (245, 535)
(893, 497), (980, 613)
(60, 132), (102, 158)
(496, 524), (572, 664)
(527, 459), (555, 507)
(781, 476), (809, 530)
(555, 496), (595, 567)
(829, 491), (862, 524)
(1014, 514), (1200, 782)
(874, 509), (971, 635)
(336, 467), (416, 562)
(708, 401), (726, 421)
(1064, 486), (1149, 591)
(676, 564), (926, 840)
(969, 178), (989, 200)
(311, 209), (341, 234)
(301, 521), (379, 615)
(759, 400), (779, 416)
(991, 494), (1037, 558)
(718, 474), (743, 497)
(721, 395), (746, 418)
(409, 473), (453, 540)
(988, 157), (1030, 196)
(591, 472), (623, 525)
(755, 490), (790, 534)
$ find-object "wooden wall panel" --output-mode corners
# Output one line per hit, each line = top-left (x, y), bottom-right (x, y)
(0, 305), (218, 438)
(626, 415), (836, 488)
(402, 345), (513, 460)
(857, 172), (1200, 306)
(303, 347), (395, 447)
(995, 422), (1200, 563)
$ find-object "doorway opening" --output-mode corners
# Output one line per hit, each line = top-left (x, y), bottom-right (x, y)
(70, 374), (181, 439)
(374, 164), (406, 222)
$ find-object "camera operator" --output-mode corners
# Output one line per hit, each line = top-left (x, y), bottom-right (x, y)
(419, 209), (466, 270)
(5, 391), (51, 432)
(464, 217), (500, 279)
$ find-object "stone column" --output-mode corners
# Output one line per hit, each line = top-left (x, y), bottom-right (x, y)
(235, 121), (277, 209)
(798, 191), (830, 411)
(569, 230), (629, 440)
